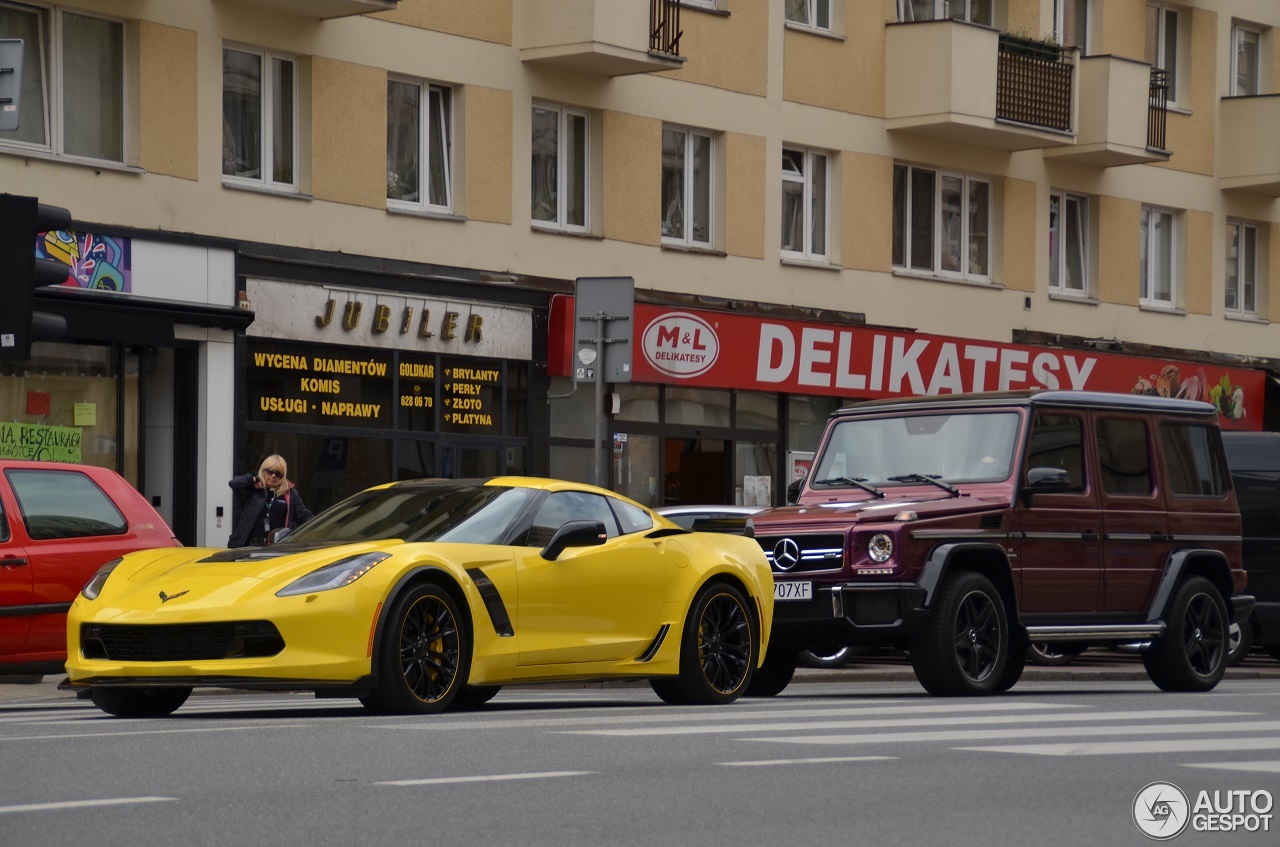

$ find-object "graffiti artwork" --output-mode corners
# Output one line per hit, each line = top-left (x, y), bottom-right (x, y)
(36, 231), (132, 292)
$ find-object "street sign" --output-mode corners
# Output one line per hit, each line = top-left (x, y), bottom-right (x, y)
(573, 276), (633, 383)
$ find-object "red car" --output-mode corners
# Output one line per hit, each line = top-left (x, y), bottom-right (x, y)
(0, 460), (179, 675)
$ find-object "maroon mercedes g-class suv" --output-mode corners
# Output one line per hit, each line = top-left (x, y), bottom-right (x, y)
(748, 390), (1253, 697)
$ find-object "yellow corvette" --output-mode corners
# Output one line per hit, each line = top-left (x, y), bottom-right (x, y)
(64, 477), (773, 717)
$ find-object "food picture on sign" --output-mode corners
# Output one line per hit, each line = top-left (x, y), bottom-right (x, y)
(1131, 365), (1245, 421)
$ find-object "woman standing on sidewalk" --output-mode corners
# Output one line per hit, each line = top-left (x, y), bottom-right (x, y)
(227, 454), (314, 547)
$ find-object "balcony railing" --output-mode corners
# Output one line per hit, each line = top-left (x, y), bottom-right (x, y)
(1148, 68), (1169, 150)
(995, 34), (1073, 132)
(650, 0), (682, 58)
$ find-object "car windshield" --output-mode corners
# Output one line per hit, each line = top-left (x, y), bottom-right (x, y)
(286, 484), (536, 545)
(811, 411), (1021, 488)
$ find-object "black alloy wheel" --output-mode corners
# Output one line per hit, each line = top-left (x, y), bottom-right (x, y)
(1143, 576), (1228, 692)
(911, 571), (1009, 696)
(651, 583), (756, 705)
(362, 583), (467, 714)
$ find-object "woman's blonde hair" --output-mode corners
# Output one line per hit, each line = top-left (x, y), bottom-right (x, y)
(257, 454), (289, 494)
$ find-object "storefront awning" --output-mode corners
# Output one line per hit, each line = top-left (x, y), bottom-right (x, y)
(34, 286), (254, 346)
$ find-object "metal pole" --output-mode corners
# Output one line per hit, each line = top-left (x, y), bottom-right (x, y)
(594, 312), (606, 487)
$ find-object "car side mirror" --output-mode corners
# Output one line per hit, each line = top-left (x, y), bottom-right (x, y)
(540, 520), (608, 560)
(787, 475), (806, 505)
(1021, 467), (1072, 505)
(266, 527), (292, 545)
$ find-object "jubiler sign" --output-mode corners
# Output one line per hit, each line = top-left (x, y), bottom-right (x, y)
(549, 297), (1265, 430)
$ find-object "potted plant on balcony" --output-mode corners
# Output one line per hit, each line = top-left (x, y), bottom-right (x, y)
(999, 28), (1063, 62)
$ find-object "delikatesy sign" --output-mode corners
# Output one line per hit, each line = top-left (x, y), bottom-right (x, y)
(548, 297), (1265, 430)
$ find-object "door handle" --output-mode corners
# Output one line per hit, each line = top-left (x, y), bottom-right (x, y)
(0, 557), (28, 568)
(1081, 530), (1099, 540)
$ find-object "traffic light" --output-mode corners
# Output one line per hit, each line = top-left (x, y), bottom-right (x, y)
(0, 192), (72, 362)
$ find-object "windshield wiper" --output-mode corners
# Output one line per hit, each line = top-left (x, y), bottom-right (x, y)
(810, 477), (885, 498)
(886, 473), (961, 497)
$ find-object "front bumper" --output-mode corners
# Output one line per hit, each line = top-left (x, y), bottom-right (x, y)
(770, 582), (929, 645)
(58, 674), (375, 695)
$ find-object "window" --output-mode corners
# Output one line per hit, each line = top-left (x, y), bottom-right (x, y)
(1054, 0), (1089, 50)
(1145, 4), (1180, 104)
(1232, 24), (1261, 96)
(785, 0), (830, 31)
(1097, 418), (1152, 496)
(681, 0), (718, 9)
(1161, 424), (1226, 497)
(898, 0), (993, 26)
(526, 491), (620, 547)
(893, 164), (990, 280)
(781, 146), (829, 262)
(1226, 220), (1258, 316)
(223, 46), (297, 190)
(387, 79), (452, 211)
(6, 469), (127, 540)
(1139, 205), (1176, 307)
(531, 103), (589, 231)
(1049, 190), (1088, 296)
(1025, 414), (1085, 492)
(0, 3), (124, 162)
(662, 125), (713, 247)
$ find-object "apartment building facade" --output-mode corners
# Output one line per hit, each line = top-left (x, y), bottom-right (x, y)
(2, 0), (1278, 543)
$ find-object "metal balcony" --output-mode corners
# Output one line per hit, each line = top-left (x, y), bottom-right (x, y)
(231, 0), (398, 19)
(885, 21), (1074, 151)
(519, 0), (684, 76)
(1045, 58), (1171, 166)
(1218, 94), (1280, 195)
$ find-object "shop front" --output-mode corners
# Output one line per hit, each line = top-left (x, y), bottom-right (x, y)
(239, 278), (536, 517)
(548, 296), (1268, 508)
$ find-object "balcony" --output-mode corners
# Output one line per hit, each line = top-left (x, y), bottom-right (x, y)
(886, 21), (1075, 150)
(1045, 58), (1170, 166)
(1218, 95), (1280, 195)
(519, 0), (684, 76)
(231, 0), (398, 18)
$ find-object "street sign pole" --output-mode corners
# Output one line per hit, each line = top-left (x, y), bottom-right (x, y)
(579, 309), (630, 486)
(571, 277), (634, 489)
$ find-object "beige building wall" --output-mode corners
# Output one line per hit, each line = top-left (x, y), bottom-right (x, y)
(841, 152), (892, 273)
(310, 58), (386, 209)
(1157, 8), (1216, 176)
(783, 0), (885, 117)
(1098, 197), (1141, 307)
(463, 86), (513, 224)
(725, 132), (765, 261)
(665, 0), (768, 96)
(1003, 178), (1037, 293)
(603, 111), (660, 247)
(376, 0), (512, 45)
(139, 22), (198, 181)
(1185, 209), (1213, 316)
(1096, 0), (1146, 59)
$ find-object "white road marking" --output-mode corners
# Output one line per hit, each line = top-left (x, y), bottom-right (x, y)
(719, 756), (895, 767)
(959, 738), (1280, 756)
(746, 720), (1280, 746)
(561, 709), (1246, 737)
(1183, 761), (1280, 774)
(0, 797), (176, 815)
(0, 724), (307, 742)
(376, 771), (594, 786)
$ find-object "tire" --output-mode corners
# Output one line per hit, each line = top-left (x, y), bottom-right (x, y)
(995, 637), (1027, 693)
(1226, 621), (1253, 667)
(745, 642), (799, 697)
(89, 687), (191, 718)
(910, 571), (1009, 697)
(798, 645), (856, 669)
(1028, 642), (1087, 666)
(1143, 576), (1228, 693)
(361, 583), (468, 714)
(449, 685), (501, 711)
(651, 582), (756, 706)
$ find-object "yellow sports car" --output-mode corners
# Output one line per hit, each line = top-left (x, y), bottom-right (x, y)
(64, 477), (773, 717)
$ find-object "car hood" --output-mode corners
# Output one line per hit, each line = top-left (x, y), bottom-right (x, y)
(118, 540), (395, 587)
(755, 491), (1011, 530)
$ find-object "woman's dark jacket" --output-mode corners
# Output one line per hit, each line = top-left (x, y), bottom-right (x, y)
(227, 474), (315, 548)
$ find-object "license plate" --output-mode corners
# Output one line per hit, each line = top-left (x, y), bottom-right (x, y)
(774, 581), (812, 602)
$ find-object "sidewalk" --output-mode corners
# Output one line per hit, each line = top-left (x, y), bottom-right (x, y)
(4, 654), (1278, 705)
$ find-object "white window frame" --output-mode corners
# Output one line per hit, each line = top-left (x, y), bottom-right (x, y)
(661, 124), (714, 248)
(1231, 23), (1262, 96)
(0, 2), (127, 164)
(1049, 190), (1089, 297)
(1225, 220), (1258, 316)
(222, 44), (298, 193)
(386, 77), (453, 213)
(781, 145), (829, 263)
(898, 1), (993, 26)
(1145, 4), (1181, 106)
(893, 163), (992, 282)
(785, 0), (831, 32)
(1139, 205), (1177, 308)
(531, 101), (590, 233)
(681, 0), (719, 10)
(1053, 0), (1089, 51)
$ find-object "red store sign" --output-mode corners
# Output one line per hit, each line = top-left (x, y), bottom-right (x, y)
(549, 296), (1265, 430)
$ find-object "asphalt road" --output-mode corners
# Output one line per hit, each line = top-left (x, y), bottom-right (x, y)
(3, 657), (1280, 847)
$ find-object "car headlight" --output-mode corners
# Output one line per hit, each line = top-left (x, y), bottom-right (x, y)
(82, 557), (123, 600)
(867, 533), (894, 564)
(275, 552), (390, 597)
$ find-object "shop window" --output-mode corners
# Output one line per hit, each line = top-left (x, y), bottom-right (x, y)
(788, 394), (845, 452)
(223, 44), (298, 191)
(667, 386), (730, 427)
(615, 383), (660, 423)
(552, 444), (598, 487)
(1, 4), (126, 162)
(735, 441), (777, 506)
(612, 432), (660, 507)
(387, 78), (452, 211)
(736, 391), (778, 430)
(549, 377), (596, 438)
